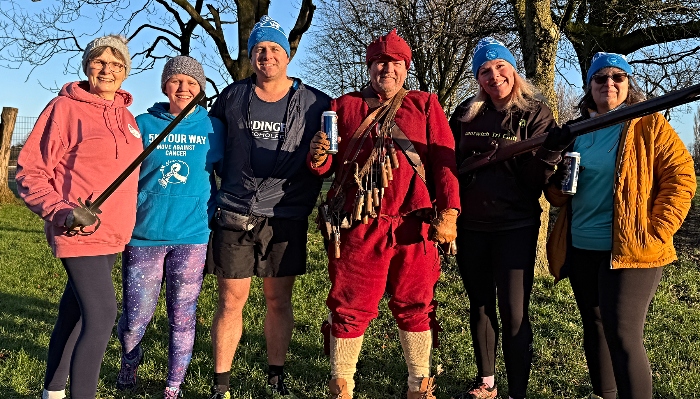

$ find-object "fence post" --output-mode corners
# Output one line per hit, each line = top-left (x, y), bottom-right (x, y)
(0, 107), (19, 203)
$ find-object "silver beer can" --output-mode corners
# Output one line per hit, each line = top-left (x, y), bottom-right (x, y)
(322, 111), (338, 154)
(561, 151), (580, 195)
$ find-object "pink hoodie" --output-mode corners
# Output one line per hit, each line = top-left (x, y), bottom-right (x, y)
(16, 81), (144, 258)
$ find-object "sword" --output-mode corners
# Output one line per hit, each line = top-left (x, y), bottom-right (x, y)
(458, 82), (700, 175)
(68, 91), (206, 235)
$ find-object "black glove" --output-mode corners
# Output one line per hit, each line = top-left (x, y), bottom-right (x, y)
(65, 207), (99, 230)
(550, 158), (572, 190)
(537, 124), (576, 165)
(542, 124), (576, 152)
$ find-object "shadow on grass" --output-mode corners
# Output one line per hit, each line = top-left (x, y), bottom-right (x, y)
(0, 226), (46, 234)
(0, 291), (57, 357)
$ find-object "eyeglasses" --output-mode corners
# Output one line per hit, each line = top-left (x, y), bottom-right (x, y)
(591, 73), (628, 84)
(89, 59), (125, 73)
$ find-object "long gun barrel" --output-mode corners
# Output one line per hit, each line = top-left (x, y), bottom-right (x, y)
(458, 82), (700, 175)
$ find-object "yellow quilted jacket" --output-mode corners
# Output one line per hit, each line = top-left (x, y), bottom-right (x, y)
(546, 112), (696, 280)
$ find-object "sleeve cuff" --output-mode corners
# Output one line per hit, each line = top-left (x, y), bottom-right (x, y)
(536, 147), (563, 165)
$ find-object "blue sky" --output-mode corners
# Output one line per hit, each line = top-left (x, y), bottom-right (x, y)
(3, 2), (309, 117)
(3, 1), (696, 146)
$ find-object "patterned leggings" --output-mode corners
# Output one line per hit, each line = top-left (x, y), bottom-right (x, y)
(117, 244), (207, 388)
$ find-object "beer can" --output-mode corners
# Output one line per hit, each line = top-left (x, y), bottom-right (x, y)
(561, 151), (580, 195)
(322, 111), (339, 154)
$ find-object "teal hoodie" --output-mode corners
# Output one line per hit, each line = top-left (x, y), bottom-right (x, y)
(129, 102), (225, 246)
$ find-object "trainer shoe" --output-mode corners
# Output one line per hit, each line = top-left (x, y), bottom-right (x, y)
(451, 377), (497, 399)
(209, 388), (231, 399)
(164, 386), (183, 398)
(116, 344), (144, 391)
(266, 374), (299, 398)
(42, 389), (66, 399)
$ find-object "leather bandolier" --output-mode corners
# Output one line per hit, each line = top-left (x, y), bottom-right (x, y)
(318, 87), (433, 258)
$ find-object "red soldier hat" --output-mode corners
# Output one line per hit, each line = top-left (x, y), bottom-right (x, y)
(365, 29), (412, 69)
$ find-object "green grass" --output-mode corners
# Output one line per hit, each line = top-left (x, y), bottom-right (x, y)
(1, 193), (700, 398)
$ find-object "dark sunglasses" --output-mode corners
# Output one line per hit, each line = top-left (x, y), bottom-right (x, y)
(591, 73), (628, 84)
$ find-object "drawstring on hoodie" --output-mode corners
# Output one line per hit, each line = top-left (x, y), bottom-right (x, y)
(103, 102), (132, 159)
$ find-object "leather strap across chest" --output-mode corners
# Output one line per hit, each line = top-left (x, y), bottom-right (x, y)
(361, 87), (426, 184)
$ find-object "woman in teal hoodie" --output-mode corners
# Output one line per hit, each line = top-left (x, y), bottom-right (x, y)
(115, 56), (225, 398)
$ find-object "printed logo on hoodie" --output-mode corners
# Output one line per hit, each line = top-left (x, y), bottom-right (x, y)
(158, 160), (189, 188)
(128, 123), (141, 138)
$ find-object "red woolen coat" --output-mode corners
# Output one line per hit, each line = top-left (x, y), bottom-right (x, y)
(309, 89), (460, 216)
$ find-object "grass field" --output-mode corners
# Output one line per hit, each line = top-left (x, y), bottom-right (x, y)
(1, 190), (699, 398)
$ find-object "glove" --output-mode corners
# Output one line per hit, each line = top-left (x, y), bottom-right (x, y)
(65, 206), (98, 231)
(550, 158), (572, 190)
(310, 131), (330, 167)
(428, 208), (458, 244)
(536, 125), (576, 165)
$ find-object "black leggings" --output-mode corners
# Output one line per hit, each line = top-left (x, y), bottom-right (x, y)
(44, 254), (118, 399)
(455, 225), (539, 399)
(568, 247), (662, 399)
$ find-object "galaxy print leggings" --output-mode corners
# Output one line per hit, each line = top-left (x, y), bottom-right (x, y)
(117, 244), (207, 388)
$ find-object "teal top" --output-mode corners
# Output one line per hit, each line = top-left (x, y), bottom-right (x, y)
(129, 103), (226, 246)
(570, 123), (623, 251)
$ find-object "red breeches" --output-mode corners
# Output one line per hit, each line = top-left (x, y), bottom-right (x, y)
(326, 215), (440, 338)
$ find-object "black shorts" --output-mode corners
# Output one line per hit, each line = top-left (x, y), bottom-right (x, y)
(206, 216), (308, 279)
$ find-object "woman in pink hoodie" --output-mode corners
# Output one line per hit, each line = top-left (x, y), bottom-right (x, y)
(16, 35), (143, 399)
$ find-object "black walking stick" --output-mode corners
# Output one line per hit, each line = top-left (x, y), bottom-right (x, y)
(68, 91), (206, 235)
(459, 82), (700, 175)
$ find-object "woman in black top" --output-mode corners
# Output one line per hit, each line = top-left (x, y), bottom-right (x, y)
(449, 37), (561, 399)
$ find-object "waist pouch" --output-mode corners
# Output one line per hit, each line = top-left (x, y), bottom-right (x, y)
(214, 208), (257, 231)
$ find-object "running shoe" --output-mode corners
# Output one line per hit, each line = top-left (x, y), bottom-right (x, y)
(164, 386), (183, 398)
(209, 388), (231, 399)
(451, 377), (497, 399)
(116, 344), (144, 391)
(266, 374), (299, 398)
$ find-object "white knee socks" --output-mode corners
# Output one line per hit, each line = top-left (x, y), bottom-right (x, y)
(399, 329), (433, 392)
(330, 334), (364, 397)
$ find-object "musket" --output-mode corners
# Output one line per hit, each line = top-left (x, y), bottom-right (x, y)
(69, 91), (206, 235)
(458, 82), (700, 175)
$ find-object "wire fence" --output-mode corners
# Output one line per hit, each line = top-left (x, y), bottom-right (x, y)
(8, 116), (37, 189)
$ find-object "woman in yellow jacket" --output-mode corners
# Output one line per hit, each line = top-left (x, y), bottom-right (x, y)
(546, 52), (696, 399)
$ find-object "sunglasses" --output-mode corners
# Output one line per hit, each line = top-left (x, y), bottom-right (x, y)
(591, 73), (628, 84)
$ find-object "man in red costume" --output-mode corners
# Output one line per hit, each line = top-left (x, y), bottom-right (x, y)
(307, 29), (460, 399)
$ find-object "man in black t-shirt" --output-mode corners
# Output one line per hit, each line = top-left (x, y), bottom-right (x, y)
(206, 15), (331, 399)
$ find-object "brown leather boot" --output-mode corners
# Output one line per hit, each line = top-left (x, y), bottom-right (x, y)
(407, 377), (436, 399)
(328, 378), (352, 399)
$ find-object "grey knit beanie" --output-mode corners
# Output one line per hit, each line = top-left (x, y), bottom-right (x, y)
(82, 35), (131, 76)
(161, 56), (207, 93)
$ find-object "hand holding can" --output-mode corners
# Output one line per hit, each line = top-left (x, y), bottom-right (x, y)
(560, 151), (580, 195)
(322, 111), (339, 154)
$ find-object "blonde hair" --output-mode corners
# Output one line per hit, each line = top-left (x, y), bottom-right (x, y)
(459, 72), (539, 123)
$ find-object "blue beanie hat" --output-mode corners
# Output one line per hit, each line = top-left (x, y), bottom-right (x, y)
(471, 37), (517, 77)
(247, 15), (291, 57)
(586, 52), (633, 85)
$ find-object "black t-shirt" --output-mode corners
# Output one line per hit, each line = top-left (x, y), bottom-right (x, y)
(249, 90), (291, 181)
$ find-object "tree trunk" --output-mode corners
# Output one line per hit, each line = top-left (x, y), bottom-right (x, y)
(0, 107), (18, 204)
(511, 0), (559, 273)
